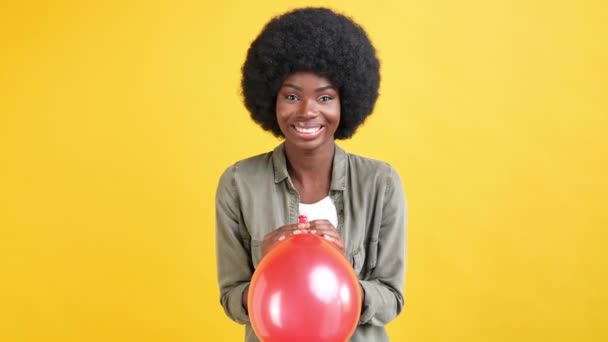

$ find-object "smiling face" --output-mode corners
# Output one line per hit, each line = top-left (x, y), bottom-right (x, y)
(276, 72), (341, 152)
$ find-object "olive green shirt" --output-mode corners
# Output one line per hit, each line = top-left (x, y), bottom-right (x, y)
(216, 143), (407, 341)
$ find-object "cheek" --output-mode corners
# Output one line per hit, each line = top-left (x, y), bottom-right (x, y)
(275, 100), (292, 116)
(275, 108), (287, 123)
(275, 103), (286, 121)
(330, 103), (341, 123)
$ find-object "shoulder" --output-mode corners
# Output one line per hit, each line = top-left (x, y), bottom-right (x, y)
(223, 151), (273, 177)
(217, 150), (275, 192)
(344, 151), (406, 217)
(341, 149), (405, 202)
(345, 151), (400, 182)
(227, 152), (272, 175)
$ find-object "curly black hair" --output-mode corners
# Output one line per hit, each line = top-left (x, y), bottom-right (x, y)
(241, 7), (380, 139)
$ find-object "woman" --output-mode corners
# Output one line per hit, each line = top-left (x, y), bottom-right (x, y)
(216, 7), (407, 341)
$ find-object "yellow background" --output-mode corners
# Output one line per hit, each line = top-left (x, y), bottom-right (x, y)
(1, 0), (607, 341)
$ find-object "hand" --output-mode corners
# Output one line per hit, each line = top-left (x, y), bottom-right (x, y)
(308, 219), (344, 252)
(242, 284), (249, 312)
(261, 222), (310, 258)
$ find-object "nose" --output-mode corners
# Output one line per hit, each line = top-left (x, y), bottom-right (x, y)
(299, 98), (319, 118)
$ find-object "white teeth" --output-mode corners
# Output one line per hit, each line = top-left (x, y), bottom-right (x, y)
(295, 126), (321, 134)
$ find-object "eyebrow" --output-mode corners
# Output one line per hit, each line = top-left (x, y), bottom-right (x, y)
(282, 83), (336, 92)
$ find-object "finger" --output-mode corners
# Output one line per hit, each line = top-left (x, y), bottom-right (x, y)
(272, 227), (310, 243)
(323, 235), (345, 249)
(315, 227), (343, 242)
(308, 228), (334, 237)
(307, 226), (343, 243)
(276, 229), (303, 241)
(310, 226), (340, 238)
(308, 219), (333, 227)
(283, 222), (310, 231)
(267, 223), (309, 239)
(323, 234), (343, 247)
(283, 223), (310, 237)
(308, 220), (336, 231)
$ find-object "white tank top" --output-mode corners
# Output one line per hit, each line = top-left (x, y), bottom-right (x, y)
(298, 196), (338, 228)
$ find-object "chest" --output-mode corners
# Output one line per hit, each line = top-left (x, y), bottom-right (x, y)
(292, 178), (331, 204)
(298, 196), (338, 228)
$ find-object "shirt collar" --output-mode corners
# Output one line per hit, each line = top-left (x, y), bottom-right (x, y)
(272, 143), (347, 191)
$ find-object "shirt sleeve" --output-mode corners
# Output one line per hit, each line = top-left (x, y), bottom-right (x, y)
(359, 166), (407, 325)
(216, 166), (253, 324)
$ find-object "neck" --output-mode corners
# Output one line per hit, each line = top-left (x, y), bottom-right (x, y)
(284, 141), (335, 183)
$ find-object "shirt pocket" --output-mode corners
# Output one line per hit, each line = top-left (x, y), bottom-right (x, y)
(349, 238), (379, 279)
(349, 246), (365, 277)
(250, 239), (264, 268)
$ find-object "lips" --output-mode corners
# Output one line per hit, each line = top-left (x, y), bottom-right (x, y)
(291, 122), (324, 138)
(295, 126), (321, 134)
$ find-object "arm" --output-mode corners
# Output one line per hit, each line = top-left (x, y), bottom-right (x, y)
(359, 166), (407, 325)
(216, 166), (252, 324)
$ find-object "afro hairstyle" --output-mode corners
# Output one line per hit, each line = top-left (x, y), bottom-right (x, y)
(241, 7), (380, 139)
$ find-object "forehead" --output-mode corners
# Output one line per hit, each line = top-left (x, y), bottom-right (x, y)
(281, 71), (336, 88)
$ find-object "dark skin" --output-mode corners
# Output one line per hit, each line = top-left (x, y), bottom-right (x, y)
(264, 71), (345, 253)
(242, 72), (346, 311)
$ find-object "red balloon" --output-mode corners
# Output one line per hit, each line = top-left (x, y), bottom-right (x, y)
(248, 234), (362, 342)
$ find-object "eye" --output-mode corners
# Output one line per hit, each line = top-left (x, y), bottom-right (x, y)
(319, 95), (333, 102)
(285, 94), (298, 101)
